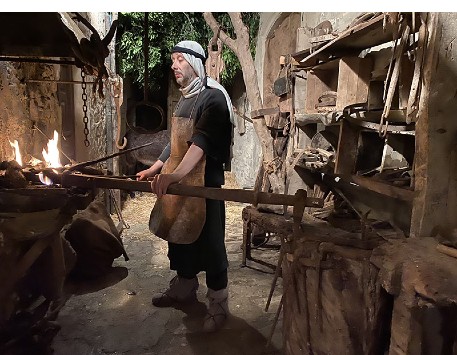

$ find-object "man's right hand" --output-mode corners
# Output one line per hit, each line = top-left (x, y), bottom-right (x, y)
(136, 169), (154, 181)
(136, 160), (164, 181)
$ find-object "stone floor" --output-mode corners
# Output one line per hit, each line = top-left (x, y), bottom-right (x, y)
(52, 193), (283, 355)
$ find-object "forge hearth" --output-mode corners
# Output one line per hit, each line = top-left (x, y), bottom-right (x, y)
(0, 186), (93, 214)
(0, 182), (94, 349)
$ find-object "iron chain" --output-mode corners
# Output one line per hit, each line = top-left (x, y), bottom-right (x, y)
(81, 70), (90, 147)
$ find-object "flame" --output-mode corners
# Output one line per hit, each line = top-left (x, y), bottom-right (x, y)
(9, 139), (22, 166)
(38, 172), (52, 186)
(42, 130), (62, 168)
(9, 130), (62, 186)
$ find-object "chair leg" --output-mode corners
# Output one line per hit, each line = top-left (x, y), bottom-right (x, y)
(265, 245), (284, 312)
(241, 217), (253, 267)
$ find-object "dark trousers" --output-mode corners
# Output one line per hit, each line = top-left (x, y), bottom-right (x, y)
(178, 268), (228, 291)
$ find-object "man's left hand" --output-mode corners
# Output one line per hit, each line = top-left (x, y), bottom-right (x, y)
(151, 173), (181, 198)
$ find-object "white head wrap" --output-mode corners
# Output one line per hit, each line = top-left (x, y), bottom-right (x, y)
(172, 40), (235, 126)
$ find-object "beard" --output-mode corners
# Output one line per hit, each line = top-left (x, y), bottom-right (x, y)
(174, 70), (195, 88)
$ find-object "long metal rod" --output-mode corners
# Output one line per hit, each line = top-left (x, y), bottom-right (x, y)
(67, 140), (158, 171)
(25, 79), (96, 84)
(0, 56), (76, 65)
(60, 173), (323, 208)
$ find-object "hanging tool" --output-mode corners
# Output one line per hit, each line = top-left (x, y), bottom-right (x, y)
(205, 27), (225, 83)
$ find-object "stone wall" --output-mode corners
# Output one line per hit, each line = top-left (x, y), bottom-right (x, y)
(0, 61), (61, 162)
(231, 81), (262, 189)
(231, 13), (301, 189)
(0, 12), (118, 175)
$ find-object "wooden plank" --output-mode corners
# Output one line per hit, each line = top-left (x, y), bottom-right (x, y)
(368, 80), (388, 110)
(49, 232), (66, 299)
(334, 119), (359, 174)
(242, 206), (382, 249)
(305, 69), (338, 114)
(305, 71), (324, 114)
(399, 52), (415, 110)
(335, 174), (415, 201)
(279, 97), (293, 113)
(336, 58), (351, 110)
(410, 13), (440, 237)
(336, 57), (373, 111)
(0, 237), (52, 305)
(293, 14), (396, 66)
(251, 107), (280, 119)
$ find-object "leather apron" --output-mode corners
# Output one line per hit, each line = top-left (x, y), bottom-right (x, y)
(149, 116), (206, 244)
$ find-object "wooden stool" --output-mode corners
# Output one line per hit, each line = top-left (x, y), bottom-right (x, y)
(241, 205), (293, 269)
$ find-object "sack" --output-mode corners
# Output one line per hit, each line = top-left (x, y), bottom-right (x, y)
(63, 201), (128, 278)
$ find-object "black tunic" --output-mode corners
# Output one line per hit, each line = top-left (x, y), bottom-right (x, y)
(158, 83), (232, 275)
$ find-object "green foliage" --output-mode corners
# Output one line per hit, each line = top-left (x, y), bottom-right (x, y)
(116, 12), (260, 92)
(212, 13), (260, 84)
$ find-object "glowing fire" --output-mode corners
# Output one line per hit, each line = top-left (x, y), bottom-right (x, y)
(9, 139), (22, 166)
(42, 130), (62, 168)
(38, 172), (53, 186)
(39, 130), (62, 185)
(8, 131), (63, 186)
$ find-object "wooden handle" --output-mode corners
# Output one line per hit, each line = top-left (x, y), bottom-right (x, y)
(61, 173), (323, 208)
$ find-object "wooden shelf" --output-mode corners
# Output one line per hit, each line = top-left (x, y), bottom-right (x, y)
(292, 13), (397, 67)
(304, 56), (372, 115)
(336, 56), (373, 111)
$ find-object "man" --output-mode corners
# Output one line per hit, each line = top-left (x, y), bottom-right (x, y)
(137, 40), (234, 332)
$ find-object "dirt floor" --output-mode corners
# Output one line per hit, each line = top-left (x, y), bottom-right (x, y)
(51, 173), (283, 355)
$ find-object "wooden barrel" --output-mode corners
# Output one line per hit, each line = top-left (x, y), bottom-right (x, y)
(282, 236), (390, 355)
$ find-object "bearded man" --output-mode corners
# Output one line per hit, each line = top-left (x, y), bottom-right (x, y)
(137, 40), (234, 332)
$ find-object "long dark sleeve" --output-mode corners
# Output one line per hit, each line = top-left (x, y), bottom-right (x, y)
(158, 142), (171, 162)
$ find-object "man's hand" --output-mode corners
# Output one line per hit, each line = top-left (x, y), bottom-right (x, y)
(150, 143), (205, 198)
(151, 173), (181, 198)
(136, 168), (155, 181)
(136, 160), (164, 181)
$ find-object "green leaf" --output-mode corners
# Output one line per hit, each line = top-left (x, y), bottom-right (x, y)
(116, 12), (260, 92)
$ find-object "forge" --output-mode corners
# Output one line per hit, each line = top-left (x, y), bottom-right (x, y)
(0, 127), (123, 352)
(0, 162), (95, 344)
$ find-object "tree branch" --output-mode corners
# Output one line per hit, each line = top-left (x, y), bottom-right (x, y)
(203, 13), (236, 51)
(203, 12), (285, 193)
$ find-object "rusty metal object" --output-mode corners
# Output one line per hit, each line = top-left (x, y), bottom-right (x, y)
(112, 75), (127, 149)
(206, 36), (225, 83)
(64, 12), (118, 98)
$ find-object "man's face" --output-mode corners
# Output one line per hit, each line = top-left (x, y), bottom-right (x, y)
(171, 52), (196, 87)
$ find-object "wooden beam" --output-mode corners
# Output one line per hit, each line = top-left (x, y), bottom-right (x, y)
(334, 119), (359, 175)
(60, 173), (324, 208)
(333, 174), (415, 201)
